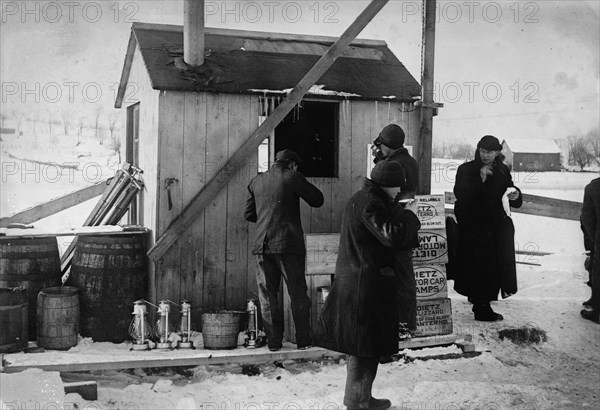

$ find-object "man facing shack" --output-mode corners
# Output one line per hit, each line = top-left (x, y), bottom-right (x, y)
(244, 149), (324, 351)
(314, 159), (421, 410)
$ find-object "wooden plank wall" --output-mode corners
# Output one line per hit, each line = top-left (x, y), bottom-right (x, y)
(154, 95), (418, 319)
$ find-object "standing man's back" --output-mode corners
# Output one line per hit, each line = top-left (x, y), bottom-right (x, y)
(245, 149), (324, 350)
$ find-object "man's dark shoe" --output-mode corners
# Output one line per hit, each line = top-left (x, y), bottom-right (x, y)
(344, 397), (391, 410)
(473, 304), (503, 322)
(582, 298), (593, 308)
(379, 355), (394, 364)
(297, 345), (312, 350)
(580, 309), (600, 324)
(268, 346), (281, 352)
(368, 397), (391, 410)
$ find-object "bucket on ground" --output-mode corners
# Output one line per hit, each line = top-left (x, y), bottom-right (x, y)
(68, 233), (147, 343)
(0, 287), (28, 353)
(37, 286), (79, 350)
(202, 311), (243, 349)
(0, 236), (62, 340)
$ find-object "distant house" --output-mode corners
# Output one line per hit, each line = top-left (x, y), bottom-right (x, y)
(502, 138), (562, 172)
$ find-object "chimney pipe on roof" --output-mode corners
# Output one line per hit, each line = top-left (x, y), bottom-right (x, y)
(184, 0), (204, 66)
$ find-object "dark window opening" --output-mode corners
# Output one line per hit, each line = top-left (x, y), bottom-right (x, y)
(274, 100), (338, 178)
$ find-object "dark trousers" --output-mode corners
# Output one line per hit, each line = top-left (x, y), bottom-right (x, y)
(256, 253), (311, 348)
(343, 356), (379, 408)
(395, 251), (417, 331)
(592, 249), (600, 310)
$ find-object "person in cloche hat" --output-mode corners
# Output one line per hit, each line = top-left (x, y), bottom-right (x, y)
(452, 135), (522, 321)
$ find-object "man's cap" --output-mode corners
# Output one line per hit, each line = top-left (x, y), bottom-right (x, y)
(477, 135), (502, 151)
(370, 159), (405, 187)
(275, 149), (302, 165)
(374, 124), (405, 150)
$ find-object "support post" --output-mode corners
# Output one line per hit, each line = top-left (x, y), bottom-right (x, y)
(417, 0), (436, 195)
(148, 0), (389, 262)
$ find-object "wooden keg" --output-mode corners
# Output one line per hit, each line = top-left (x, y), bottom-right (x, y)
(0, 236), (62, 339)
(0, 287), (28, 353)
(37, 286), (79, 350)
(68, 234), (147, 343)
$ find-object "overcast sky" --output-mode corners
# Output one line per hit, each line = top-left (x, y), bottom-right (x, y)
(1, 0), (598, 143)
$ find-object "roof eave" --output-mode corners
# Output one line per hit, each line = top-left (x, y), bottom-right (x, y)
(114, 30), (140, 109)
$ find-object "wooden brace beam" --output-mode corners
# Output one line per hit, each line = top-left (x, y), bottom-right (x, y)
(0, 180), (110, 227)
(444, 191), (582, 221)
(148, 0), (390, 262)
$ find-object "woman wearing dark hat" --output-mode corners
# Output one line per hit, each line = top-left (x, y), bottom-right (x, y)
(453, 135), (522, 321)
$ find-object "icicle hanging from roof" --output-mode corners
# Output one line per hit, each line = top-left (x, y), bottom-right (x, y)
(387, 102), (391, 123)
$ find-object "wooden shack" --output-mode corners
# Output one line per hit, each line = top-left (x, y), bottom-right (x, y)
(502, 138), (562, 172)
(114, 22), (422, 322)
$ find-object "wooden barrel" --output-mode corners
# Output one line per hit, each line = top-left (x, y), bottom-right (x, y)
(0, 237), (62, 339)
(202, 311), (242, 349)
(0, 287), (28, 353)
(37, 286), (79, 350)
(68, 234), (147, 343)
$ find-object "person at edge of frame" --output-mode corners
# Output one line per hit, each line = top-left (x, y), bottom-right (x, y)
(314, 159), (421, 410)
(452, 135), (522, 321)
(372, 123), (420, 336)
(580, 175), (600, 323)
(244, 149), (325, 350)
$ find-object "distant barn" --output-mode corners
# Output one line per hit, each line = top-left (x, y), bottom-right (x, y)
(502, 138), (562, 172)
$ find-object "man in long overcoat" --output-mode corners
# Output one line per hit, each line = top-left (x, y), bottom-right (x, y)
(314, 160), (421, 410)
(244, 149), (324, 350)
(580, 176), (600, 323)
(372, 123), (420, 334)
(453, 135), (522, 321)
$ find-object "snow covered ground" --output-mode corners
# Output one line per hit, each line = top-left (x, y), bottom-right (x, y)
(2, 254), (598, 410)
(1, 133), (599, 410)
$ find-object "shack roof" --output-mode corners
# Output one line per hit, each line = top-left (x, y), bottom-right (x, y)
(502, 138), (562, 154)
(115, 22), (421, 108)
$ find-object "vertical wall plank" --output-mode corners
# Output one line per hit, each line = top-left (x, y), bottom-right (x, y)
(225, 95), (253, 310)
(350, 101), (373, 194)
(157, 91), (185, 303)
(331, 100), (353, 231)
(203, 93), (229, 312)
(181, 92), (208, 323)
(309, 177), (331, 233)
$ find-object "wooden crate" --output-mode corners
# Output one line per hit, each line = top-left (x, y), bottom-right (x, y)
(414, 298), (453, 337)
(415, 195), (446, 229)
(414, 264), (448, 300)
(305, 234), (339, 275)
(412, 229), (448, 265)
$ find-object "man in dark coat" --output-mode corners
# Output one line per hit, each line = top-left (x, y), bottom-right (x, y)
(372, 123), (420, 334)
(580, 176), (600, 323)
(453, 135), (522, 321)
(244, 149), (324, 350)
(314, 160), (421, 410)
